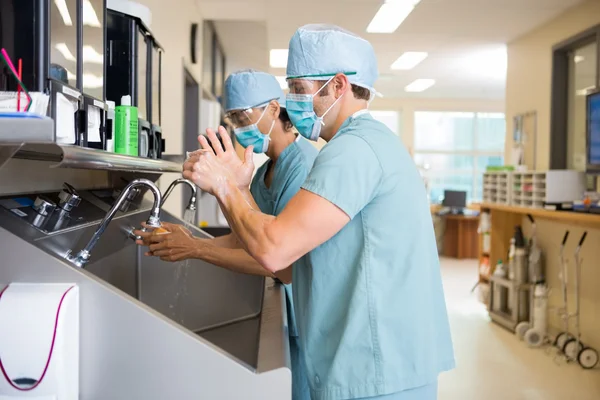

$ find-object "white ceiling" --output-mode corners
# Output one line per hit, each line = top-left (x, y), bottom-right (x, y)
(204, 0), (586, 100)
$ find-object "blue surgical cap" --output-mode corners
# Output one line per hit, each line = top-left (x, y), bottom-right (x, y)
(286, 24), (378, 91)
(224, 70), (285, 113)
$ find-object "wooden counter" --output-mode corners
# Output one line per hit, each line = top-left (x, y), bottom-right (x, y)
(478, 203), (600, 284)
(480, 203), (600, 227)
(442, 214), (480, 259)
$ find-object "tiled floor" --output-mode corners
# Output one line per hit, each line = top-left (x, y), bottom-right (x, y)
(438, 257), (600, 400)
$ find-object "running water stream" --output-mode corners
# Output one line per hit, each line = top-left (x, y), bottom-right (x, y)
(168, 208), (197, 324)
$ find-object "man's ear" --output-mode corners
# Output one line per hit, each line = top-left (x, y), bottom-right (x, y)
(269, 100), (281, 119)
(333, 73), (350, 97)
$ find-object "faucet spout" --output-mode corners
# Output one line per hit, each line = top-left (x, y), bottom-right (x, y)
(162, 178), (197, 211)
(66, 179), (162, 268)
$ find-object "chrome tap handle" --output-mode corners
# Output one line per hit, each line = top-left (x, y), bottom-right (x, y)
(33, 196), (56, 216)
(58, 182), (81, 212)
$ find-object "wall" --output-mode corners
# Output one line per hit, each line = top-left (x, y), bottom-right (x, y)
(369, 97), (505, 153)
(505, 0), (600, 351)
(137, 0), (204, 216)
(505, 0), (600, 170)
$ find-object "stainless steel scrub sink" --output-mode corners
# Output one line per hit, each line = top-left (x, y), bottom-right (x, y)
(33, 209), (265, 369)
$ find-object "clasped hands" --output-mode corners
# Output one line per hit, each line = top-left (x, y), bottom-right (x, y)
(183, 126), (255, 196)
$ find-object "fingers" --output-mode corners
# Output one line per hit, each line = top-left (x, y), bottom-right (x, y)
(206, 129), (224, 156)
(160, 222), (177, 231)
(148, 241), (168, 252)
(244, 146), (254, 165)
(198, 134), (213, 152)
(218, 126), (235, 152)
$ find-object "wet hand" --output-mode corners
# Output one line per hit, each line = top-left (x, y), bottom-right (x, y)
(183, 126), (254, 190)
(136, 222), (199, 262)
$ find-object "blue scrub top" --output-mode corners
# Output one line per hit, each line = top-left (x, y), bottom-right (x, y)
(249, 136), (318, 338)
(293, 111), (455, 400)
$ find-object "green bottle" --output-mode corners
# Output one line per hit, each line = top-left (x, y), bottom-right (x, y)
(115, 95), (139, 156)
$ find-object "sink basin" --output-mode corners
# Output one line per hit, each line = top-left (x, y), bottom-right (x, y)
(197, 317), (261, 368)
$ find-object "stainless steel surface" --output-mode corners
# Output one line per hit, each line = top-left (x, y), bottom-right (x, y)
(33, 195), (56, 216)
(162, 178), (197, 211)
(139, 212), (264, 333)
(58, 182), (82, 211)
(12, 143), (182, 174)
(0, 145), (23, 169)
(66, 179), (162, 267)
(0, 226), (291, 399)
(0, 115), (55, 144)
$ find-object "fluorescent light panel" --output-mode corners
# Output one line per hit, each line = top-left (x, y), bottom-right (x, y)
(391, 52), (428, 70)
(270, 49), (288, 68)
(54, 0), (73, 26)
(367, 0), (421, 34)
(405, 78), (435, 92)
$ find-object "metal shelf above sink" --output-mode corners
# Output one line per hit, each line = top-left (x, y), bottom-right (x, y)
(15, 144), (182, 173)
(0, 115), (182, 174)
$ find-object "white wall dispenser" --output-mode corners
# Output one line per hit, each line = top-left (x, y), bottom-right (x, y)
(0, 283), (79, 400)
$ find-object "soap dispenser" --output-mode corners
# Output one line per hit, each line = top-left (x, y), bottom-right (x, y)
(0, 283), (79, 399)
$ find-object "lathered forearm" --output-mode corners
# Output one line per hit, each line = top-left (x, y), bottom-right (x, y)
(215, 180), (283, 272)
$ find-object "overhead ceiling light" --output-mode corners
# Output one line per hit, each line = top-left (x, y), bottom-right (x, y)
(82, 45), (103, 64)
(367, 0), (421, 34)
(55, 43), (76, 62)
(575, 55), (585, 63)
(405, 78), (435, 92)
(82, 0), (101, 27)
(391, 52), (428, 70)
(275, 76), (287, 90)
(270, 49), (288, 68)
(54, 0), (73, 26)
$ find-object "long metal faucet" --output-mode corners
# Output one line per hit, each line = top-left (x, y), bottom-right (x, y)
(66, 179), (162, 268)
(162, 178), (197, 211)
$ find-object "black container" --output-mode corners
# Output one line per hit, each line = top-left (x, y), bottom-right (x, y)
(0, 0), (49, 92)
(149, 39), (162, 126)
(105, 9), (148, 118)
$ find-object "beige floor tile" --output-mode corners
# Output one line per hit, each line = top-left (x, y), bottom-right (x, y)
(438, 257), (600, 400)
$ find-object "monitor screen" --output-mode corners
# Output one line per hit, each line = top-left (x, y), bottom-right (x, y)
(587, 91), (600, 166)
(442, 190), (467, 208)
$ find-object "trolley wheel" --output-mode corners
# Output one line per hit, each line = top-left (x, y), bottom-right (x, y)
(554, 332), (573, 350)
(578, 347), (599, 369)
(515, 322), (530, 340)
(563, 339), (584, 361)
(524, 328), (545, 348)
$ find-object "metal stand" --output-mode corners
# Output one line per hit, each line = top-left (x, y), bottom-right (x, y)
(489, 275), (532, 332)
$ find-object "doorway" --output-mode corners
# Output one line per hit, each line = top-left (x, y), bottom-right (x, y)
(183, 68), (199, 215)
(183, 68), (200, 154)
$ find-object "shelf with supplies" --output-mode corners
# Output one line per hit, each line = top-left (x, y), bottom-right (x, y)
(0, 116), (181, 174)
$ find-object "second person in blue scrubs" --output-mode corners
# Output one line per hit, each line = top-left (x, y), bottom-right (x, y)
(137, 70), (316, 400)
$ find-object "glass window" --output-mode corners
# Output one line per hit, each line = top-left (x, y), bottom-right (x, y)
(50, 0), (78, 88)
(81, 0), (104, 99)
(414, 111), (505, 202)
(476, 113), (506, 151)
(414, 112), (475, 151)
(567, 42), (597, 171)
(371, 111), (400, 136)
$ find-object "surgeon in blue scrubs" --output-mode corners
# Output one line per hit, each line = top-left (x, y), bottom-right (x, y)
(184, 25), (455, 400)
(138, 70), (316, 400)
